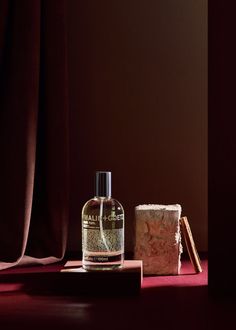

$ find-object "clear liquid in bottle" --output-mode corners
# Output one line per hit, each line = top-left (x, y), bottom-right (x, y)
(82, 171), (124, 271)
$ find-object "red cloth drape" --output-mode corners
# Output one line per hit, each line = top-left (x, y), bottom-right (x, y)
(0, 0), (69, 270)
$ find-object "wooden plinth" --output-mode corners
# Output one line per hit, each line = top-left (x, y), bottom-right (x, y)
(60, 260), (143, 295)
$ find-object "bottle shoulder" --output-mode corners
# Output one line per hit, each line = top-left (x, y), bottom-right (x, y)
(82, 197), (124, 212)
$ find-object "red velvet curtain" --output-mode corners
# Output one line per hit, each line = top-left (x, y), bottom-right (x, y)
(0, 0), (69, 270)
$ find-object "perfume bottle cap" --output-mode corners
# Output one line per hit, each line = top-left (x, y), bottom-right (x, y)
(95, 171), (111, 197)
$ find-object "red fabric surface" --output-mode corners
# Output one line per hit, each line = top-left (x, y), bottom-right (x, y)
(143, 259), (208, 288)
(0, 258), (207, 295)
(0, 258), (208, 286)
(0, 258), (234, 330)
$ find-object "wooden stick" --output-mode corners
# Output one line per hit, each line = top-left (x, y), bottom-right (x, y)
(180, 216), (202, 273)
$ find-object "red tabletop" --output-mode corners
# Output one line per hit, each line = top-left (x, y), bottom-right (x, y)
(0, 257), (233, 330)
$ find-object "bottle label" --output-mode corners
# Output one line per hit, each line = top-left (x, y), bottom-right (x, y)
(82, 214), (124, 230)
(84, 254), (123, 263)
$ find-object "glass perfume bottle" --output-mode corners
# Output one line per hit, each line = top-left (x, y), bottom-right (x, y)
(82, 171), (124, 270)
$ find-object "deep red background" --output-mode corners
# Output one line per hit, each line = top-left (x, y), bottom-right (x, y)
(66, 0), (208, 254)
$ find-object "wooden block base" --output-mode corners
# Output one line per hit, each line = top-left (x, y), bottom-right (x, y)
(60, 260), (143, 295)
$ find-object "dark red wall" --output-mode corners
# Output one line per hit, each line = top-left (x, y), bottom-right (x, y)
(67, 0), (207, 252)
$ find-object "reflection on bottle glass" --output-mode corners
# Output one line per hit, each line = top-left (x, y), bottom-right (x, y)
(82, 171), (124, 270)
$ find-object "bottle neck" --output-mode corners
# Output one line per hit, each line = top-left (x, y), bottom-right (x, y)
(94, 195), (111, 200)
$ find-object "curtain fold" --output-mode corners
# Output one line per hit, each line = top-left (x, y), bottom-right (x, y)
(0, 0), (69, 270)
